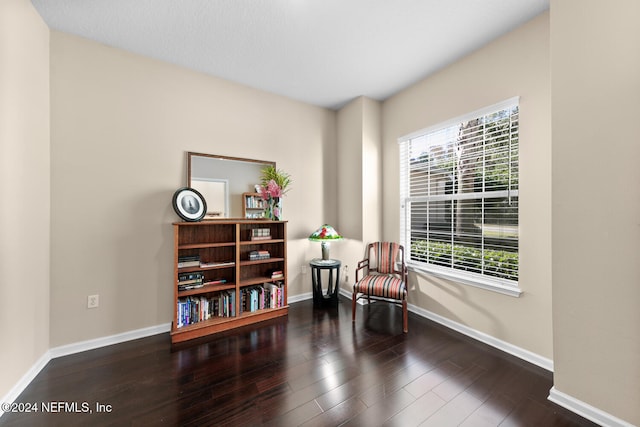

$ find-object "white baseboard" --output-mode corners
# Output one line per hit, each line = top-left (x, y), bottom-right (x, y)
(340, 287), (358, 299)
(49, 323), (171, 359)
(548, 387), (635, 427)
(0, 351), (50, 416)
(344, 288), (553, 371)
(0, 323), (171, 418)
(288, 292), (313, 304)
(407, 303), (554, 371)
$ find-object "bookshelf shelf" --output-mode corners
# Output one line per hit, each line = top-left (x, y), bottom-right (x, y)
(240, 257), (285, 266)
(240, 239), (285, 245)
(177, 282), (236, 297)
(178, 242), (236, 250)
(237, 306), (288, 320)
(240, 276), (282, 287)
(178, 264), (236, 274)
(172, 219), (288, 344)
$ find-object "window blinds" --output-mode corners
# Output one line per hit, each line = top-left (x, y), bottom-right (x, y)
(399, 98), (519, 285)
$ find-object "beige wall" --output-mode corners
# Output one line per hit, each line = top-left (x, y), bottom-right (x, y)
(0, 0), (50, 400)
(361, 98), (383, 246)
(49, 32), (337, 346)
(381, 13), (553, 358)
(337, 98), (364, 241)
(335, 97), (382, 291)
(551, 1), (640, 424)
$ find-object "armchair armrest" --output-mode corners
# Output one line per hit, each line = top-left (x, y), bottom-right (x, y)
(356, 259), (369, 282)
(392, 262), (408, 281)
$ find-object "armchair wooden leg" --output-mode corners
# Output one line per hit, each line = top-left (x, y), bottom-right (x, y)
(352, 292), (357, 322)
(402, 299), (408, 333)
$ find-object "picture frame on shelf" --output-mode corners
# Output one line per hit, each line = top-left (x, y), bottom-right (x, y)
(172, 187), (207, 222)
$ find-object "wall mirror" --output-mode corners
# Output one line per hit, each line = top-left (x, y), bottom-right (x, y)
(187, 152), (275, 218)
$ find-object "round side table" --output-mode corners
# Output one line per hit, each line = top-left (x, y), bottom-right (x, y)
(309, 258), (341, 307)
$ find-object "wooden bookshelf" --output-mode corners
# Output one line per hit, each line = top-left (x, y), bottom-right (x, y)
(172, 219), (288, 343)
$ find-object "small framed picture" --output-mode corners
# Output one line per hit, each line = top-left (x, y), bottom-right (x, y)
(172, 187), (207, 222)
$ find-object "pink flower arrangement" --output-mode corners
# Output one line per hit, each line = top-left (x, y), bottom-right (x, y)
(260, 179), (283, 200)
(259, 166), (290, 220)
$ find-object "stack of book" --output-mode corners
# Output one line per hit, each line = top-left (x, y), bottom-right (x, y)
(269, 269), (284, 280)
(177, 272), (204, 291)
(178, 255), (200, 268)
(250, 228), (271, 241)
(176, 290), (236, 327)
(239, 281), (285, 313)
(264, 281), (285, 309)
(249, 250), (270, 261)
(240, 286), (265, 313)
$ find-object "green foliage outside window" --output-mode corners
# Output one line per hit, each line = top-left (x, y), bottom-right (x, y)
(411, 240), (518, 282)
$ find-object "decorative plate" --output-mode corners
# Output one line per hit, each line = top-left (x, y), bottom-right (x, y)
(172, 187), (207, 222)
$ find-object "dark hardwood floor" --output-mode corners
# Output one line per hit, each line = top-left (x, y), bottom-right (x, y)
(1, 297), (596, 426)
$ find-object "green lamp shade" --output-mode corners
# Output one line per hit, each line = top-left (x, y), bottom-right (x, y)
(308, 224), (343, 242)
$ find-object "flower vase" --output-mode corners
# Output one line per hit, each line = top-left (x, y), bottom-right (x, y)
(271, 197), (281, 220)
(264, 196), (282, 220)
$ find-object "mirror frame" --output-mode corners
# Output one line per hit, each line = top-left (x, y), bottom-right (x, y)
(187, 152), (275, 219)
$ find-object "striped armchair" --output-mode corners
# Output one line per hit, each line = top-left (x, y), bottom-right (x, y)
(352, 242), (408, 333)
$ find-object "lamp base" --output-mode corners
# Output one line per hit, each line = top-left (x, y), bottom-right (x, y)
(321, 241), (330, 260)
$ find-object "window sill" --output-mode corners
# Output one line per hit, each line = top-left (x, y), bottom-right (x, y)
(407, 262), (522, 297)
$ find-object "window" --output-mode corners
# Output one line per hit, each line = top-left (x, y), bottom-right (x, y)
(399, 98), (520, 295)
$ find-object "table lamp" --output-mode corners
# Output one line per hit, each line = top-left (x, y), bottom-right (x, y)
(308, 224), (343, 261)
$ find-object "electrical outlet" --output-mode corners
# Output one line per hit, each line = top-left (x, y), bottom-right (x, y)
(87, 294), (99, 309)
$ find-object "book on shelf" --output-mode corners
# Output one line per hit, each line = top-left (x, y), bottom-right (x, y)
(263, 282), (285, 309)
(245, 195), (266, 209)
(202, 279), (227, 286)
(178, 278), (203, 285)
(267, 269), (284, 280)
(248, 250), (270, 261)
(178, 260), (201, 268)
(176, 290), (236, 328)
(240, 285), (267, 313)
(178, 255), (200, 268)
(178, 282), (204, 291)
(177, 272), (204, 291)
(178, 272), (204, 282)
(225, 290), (236, 317)
(250, 227), (272, 241)
(249, 287), (259, 312)
(179, 278), (227, 291)
(238, 282), (286, 314)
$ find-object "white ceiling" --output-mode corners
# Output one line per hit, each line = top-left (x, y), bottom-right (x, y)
(31, 0), (549, 110)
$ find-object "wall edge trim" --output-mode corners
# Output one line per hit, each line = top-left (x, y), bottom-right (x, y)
(548, 387), (635, 427)
(49, 323), (172, 359)
(0, 351), (50, 418)
(408, 302), (554, 371)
